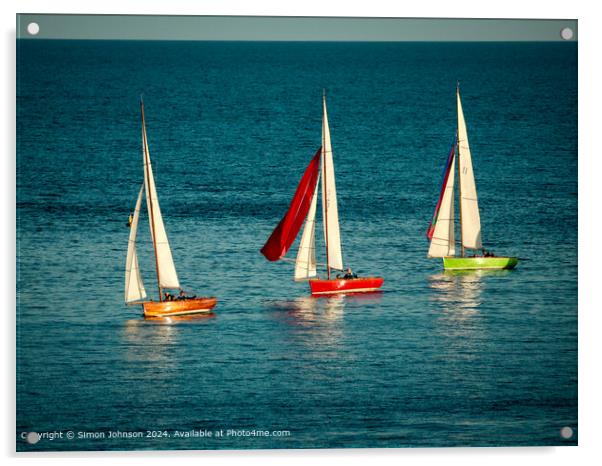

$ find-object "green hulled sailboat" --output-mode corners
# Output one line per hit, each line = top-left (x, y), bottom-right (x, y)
(426, 85), (518, 271)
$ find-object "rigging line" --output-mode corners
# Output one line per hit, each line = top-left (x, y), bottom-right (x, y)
(430, 236), (488, 247)
(280, 256), (344, 271)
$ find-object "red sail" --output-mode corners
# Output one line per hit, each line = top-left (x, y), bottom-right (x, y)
(261, 148), (321, 261)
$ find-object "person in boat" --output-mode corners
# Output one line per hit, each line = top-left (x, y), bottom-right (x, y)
(343, 268), (358, 279)
(164, 292), (174, 301)
(126, 213), (133, 228)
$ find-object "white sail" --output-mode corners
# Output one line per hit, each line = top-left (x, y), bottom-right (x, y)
(294, 182), (319, 281)
(141, 108), (181, 289)
(428, 155), (456, 258)
(457, 89), (483, 250)
(321, 96), (344, 272)
(125, 184), (147, 303)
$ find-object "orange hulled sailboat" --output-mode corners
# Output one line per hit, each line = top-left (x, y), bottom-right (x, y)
(261, 94), (384, 295)
(124, 100), (217, 318)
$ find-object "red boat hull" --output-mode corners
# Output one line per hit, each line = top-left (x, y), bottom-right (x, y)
(309, 277), (384, 295)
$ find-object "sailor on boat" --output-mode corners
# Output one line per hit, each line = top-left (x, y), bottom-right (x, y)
(336, 268), (358, 279)
(162, 289), (198, 302)
(176, 289), (196, 300)
(470, 249), (495, 258)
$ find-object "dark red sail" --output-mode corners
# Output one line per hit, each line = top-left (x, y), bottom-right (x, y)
(261, 148), (321, 261)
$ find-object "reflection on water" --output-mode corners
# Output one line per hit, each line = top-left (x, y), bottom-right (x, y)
(266, 292), (383, 353)
(268, 295), (344, 327)
(429, 269), (511, 313)
(428, 271), (490, 355)
(122, 319), (178, 371)
(266, 295), (346, 351)
(121, 315), (213, 369)
(288, 295), (345, 325)
(429, 271), (484, 314)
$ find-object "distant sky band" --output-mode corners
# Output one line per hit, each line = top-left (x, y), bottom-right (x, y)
(17, 15), (577, 42)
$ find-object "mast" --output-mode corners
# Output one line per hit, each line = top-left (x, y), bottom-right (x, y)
(456, 83), (465, 258)
(141, 99), (163, 302)
(322, 90), (331, 279)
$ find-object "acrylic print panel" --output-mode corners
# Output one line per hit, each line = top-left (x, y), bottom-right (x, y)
(16, 15), (577, 451)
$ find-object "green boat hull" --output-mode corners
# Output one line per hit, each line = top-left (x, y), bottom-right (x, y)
(443, 256), (518, 270)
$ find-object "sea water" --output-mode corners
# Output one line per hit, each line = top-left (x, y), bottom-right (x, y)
(16, 40), (577, 450)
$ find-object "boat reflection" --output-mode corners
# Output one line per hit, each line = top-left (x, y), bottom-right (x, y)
(267, 295), (345, 351)
(269, 291), (383, 324)
(429, 271), (483, 314)
(266, 292), (383, 352)
(121, 313), (215, 366)
(122, 318), (178, 367)
(441, 269), (513, 278)
(427, 270), (504, 357)
(269, 295), (344, 326)
(429, 269), (510, 313)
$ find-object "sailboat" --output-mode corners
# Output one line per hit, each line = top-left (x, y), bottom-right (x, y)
(427, 85), (518, 270)
(124, 99), (217, 317)
(261, 94), (384, 295)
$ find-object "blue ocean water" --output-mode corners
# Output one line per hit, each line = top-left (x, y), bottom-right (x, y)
(16, 40), (577, 451)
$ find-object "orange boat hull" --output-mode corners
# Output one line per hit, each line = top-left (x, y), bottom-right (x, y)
(142, 297), (217, 318)
(309, 277), (384, 295)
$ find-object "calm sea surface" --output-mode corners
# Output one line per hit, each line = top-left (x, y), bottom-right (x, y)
(16, 40), (577, 450)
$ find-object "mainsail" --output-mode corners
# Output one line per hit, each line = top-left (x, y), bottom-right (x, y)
(456, 88), (483, 250)
(125, 184), (147, 302)
(141, 102), (181, 289)
(261, 149), (321, 261)
(321, 96), (344, 272)
(427, 139), (456, 258)
(294, 182), (319, 280)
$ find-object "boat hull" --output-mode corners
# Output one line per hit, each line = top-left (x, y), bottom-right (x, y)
(142, 297), (217, 318)
(309, 277), (384, 295)
(443, 257), (518, 270)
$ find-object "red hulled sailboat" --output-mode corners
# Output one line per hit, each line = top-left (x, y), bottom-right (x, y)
(261, 94), (384, 295)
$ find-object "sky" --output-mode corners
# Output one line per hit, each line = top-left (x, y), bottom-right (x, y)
(16, 15), (578, 41)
